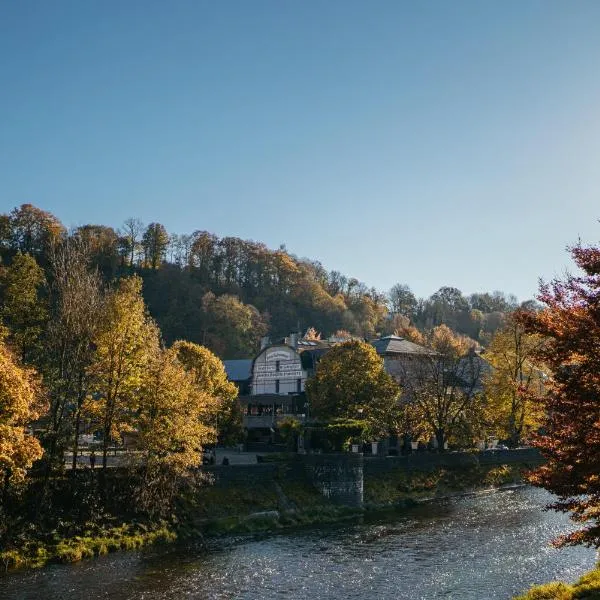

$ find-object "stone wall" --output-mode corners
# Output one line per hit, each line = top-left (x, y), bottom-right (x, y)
(201, 448), (543, 507)
(363, 448), (543, 476)
(302, 453), (364, 507)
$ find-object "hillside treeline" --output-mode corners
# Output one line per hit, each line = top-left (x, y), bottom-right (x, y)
(0, 204), (533, 358)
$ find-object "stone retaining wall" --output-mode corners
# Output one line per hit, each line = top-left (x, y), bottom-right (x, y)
(202, 448), (543, 506)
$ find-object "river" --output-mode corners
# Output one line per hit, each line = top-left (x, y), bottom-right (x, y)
(2, 487), (596, 600)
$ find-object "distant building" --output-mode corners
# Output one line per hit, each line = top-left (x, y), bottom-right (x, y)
(370, 335), (437, 389)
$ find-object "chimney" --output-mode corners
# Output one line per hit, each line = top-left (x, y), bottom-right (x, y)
(289, 333), (298, 348)
(260, 336), (270, 350)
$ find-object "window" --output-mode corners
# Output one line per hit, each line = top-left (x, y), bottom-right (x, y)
(297, 378), (302, 393)
(276, 360), (280, 372)
(275, 380), (280, 393)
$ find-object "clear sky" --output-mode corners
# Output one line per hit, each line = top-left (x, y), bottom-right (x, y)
(2, 1), (600, 301)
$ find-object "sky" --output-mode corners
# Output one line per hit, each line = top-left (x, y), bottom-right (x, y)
(2, 1), (600, 302)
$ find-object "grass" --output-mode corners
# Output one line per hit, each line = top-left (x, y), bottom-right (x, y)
(363, 464), (526, 506)
(514, 564), (600, 599)
(0, 523), (176, 572)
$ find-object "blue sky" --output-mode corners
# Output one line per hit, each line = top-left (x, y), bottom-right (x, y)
(2, 1), (600, 301)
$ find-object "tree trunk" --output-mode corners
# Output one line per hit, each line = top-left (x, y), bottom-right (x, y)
(72, 409), (82, 471)
(435, 429), (446, 452)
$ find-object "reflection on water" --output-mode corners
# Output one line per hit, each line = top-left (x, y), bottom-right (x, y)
(2, 487), (596, 600)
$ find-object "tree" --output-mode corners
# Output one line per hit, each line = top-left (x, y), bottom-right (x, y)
(88, 276), (159, 471)
(134, 346), (214, 517)
(171, 340), (241, 445)
(141, 223), (169, 270)
(0, 330), (44, 498)
(306, 340), (400, 438)
(44, 238), (104, 471)
(517, 241), (600, 547)
(120, 218), (144, 268)
(483, 312), (545, 447)
(388, 283), (418, 319)
(201, 292), (268, 358)
(401, 325), (485, 451)
(4, 204), (65, 259)
(0, 252), (48, 364)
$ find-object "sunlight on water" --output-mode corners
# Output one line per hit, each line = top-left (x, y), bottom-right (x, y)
(2, 488), (596, 600)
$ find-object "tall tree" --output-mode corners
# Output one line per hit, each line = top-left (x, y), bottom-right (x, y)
(120, 218), (144, 268)
(134, 346), (214, 517)
(518, 241), (600, 547)
(401, 325), (485, 451)
(0, 252), (48, 364)
(88, 276), (158, 471)
(171, 340), (241, 445)
(4, 204), (64, 259)
(141, 223), (169, 270)
(44, 239), (105, 470)
(484, 312), (545, 447)
(306, 340), (400, 438)
(388, 283), (418, 319)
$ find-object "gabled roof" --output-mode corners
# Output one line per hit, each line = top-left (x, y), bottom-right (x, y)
(223, 359), (253, 381)
(371, 335), (435, 356)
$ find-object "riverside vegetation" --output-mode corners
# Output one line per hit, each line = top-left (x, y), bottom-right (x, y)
(1, 460), (530, 572)
(2, 203), (600, 598)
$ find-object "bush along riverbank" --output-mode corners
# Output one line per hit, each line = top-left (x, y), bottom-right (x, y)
(514, 563), (600, 599)
(1, 460), (533, 574)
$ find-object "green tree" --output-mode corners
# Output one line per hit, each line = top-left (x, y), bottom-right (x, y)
(141, 223), (169, 270)
(0, 253), (48, 364)
(201, 292), (268, 358)
(306, 340), (400, 438)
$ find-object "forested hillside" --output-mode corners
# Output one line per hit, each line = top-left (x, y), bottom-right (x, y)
(0, 204), (533, 358)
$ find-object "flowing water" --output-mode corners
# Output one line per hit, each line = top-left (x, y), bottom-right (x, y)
(2, 487), (596, 600)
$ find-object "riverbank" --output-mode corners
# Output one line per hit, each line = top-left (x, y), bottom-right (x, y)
(514, 563), (600, 599)
(1, 460), (533, 573)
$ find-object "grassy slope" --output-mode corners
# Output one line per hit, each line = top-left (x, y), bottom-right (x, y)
(514, 564), (600, 600)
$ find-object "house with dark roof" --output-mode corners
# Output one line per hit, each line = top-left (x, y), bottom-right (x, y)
(370, 335), (437, 388)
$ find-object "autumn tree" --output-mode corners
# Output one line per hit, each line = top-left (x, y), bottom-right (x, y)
(88, 276), (159, 471)
(0, 252), (48, 364)
(306, 340), (400, 438)
(401, 325), (485, 451)
(3, 204), (65, 259)
(134, 346), (214, 516)
(0, 330), (44, 500)
(171, 340), (241, 445)
(483, 312), (545, 447)
(517, 241), (600, 547)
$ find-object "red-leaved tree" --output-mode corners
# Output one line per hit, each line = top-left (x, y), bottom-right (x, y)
(518, 242), (600, 547)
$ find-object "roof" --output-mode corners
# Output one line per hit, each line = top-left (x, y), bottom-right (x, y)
(371, 335), (436, 356)
(223, 359), (253, 381)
